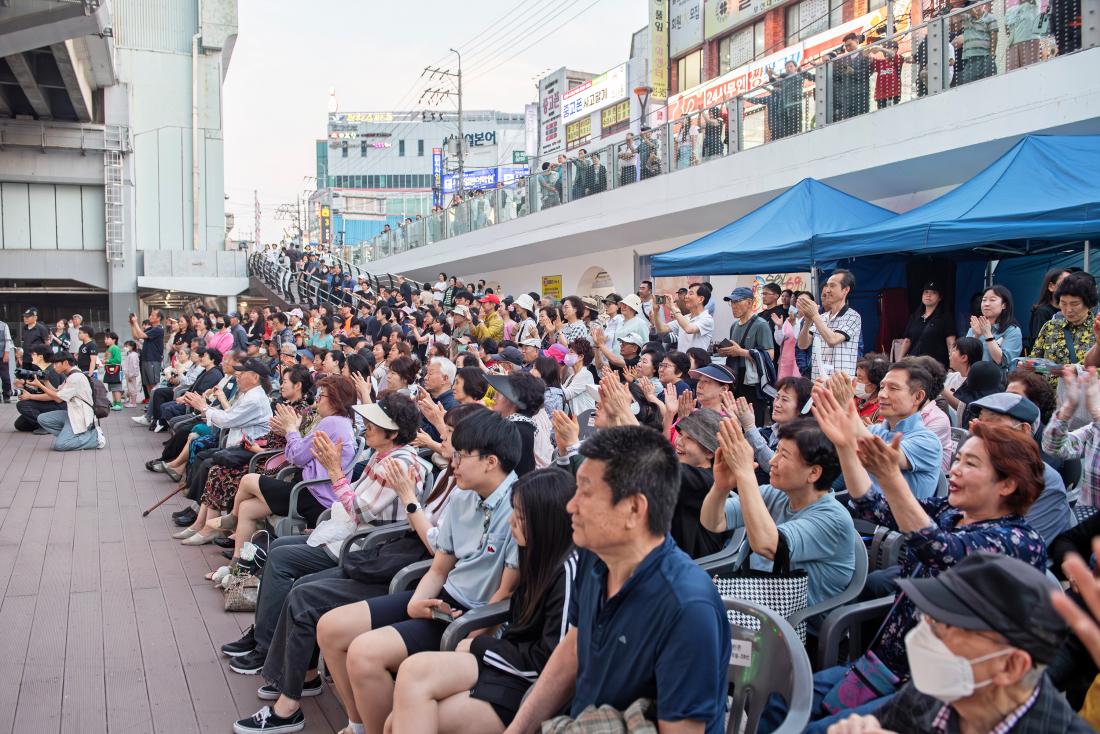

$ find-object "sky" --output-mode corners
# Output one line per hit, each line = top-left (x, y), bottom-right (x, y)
(222, 0), (647, 243)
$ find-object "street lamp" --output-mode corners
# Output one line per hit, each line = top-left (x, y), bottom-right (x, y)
(634, 85), (653, 130)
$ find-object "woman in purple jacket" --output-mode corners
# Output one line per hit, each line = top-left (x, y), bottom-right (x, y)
(212, 374), (358, 560)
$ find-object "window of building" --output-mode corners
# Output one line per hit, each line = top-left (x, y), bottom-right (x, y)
(341, 141), (348, 158)
(418, 139), (425, 156)
(360, 141), (367, 156)
(787, 0), (829, 45)
(718, 20), (767, 75)
(674, 49), (703, 93)
(399, 140), (405, 157)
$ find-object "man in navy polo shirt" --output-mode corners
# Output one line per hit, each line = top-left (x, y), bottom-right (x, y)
(505, 426), (730, 734)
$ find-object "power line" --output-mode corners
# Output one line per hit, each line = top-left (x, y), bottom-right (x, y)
(452, 0), (543, 57)
(460, 0), (578, 71)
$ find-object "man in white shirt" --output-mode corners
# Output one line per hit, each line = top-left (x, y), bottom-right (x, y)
(32, 352), (103, 451)
(796, 269), (862, 380)
(651, 281), (715, 352)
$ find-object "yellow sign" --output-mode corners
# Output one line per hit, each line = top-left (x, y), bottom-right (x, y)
(565, 117), (592, 150)
(542, 275), (563, 302)
(601, 99), (631, 130)
(650, 0), (669, 99)
(345, 112), (394, 123)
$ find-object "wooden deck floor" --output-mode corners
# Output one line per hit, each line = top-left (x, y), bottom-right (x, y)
(0, 403), (349, 734)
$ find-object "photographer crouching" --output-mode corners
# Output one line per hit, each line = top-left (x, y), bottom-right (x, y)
(23, 351), (105, 451)
(14, 345), (66, 433)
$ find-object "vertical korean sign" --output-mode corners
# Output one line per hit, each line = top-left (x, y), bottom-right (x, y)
(431, 148), (443, 207)
(650, 0), (669, 100)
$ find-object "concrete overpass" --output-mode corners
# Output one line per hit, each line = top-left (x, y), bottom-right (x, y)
(366, 47), (1100, 304)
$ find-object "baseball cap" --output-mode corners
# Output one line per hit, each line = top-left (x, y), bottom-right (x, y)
(479, 294), (501, 306)
(602, 293), (623, 305)
(676, 408), (722, 454)
(485, 373), (530, 410)
(519, 338), (543, 349)
(724, 286), (754, 303)
(689, 364), (735, 384)
(896, 552), (1067, 664)
(227, 311), (242, 320)
(497, 346), (524, 366)
(236, 358), (272, 379)
(449, 305), (471, 319)
(617, 332), (645, 347)
(352, 402), (399, 431)
(23, 307), (37, 317)
(580, 296), (599, 312)
(970, 393), (1041, 433)
(620, 293), (644, 314)
(922, 281), (941, 293)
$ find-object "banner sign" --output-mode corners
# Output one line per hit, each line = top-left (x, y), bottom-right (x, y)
(542, 275), (563, 301)
(566, 117), (592, 151)
(432, 148), (443, 206)
(562, 64), (628, 124)
(539, 75), (564, 158)
(670, 0), (704, 57)
(650, 0), (669, 98)
(441, 166), (530, 194)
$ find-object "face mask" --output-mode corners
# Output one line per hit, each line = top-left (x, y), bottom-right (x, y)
(564, 353), (579, 367)
(854, 382), (869, 399)
(904, 618), (1013, 703)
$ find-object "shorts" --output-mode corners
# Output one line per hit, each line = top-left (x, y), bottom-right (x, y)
(257, 475), (326, 526)
(139, 360), (161, 387)
(364, 589), (467, 656)
(469, 635), (533, 726)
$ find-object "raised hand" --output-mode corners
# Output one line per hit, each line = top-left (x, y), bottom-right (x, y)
(1059, 365), (1082, 420)
(1051, 538), (1100, 669)
(600, 376), (637, 426)
(810, 384), (861, 449)
(717, 418), (755, 479)
(310, 430), (344, 475)
(829, 370), (856, 407)
(551, 410), (580, 453)
(856, 433), (905, 478)
(677, 389), (695, 421)
(380, 458), (419, 503)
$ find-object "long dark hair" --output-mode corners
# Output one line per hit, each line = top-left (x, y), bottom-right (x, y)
(1032, 267), (1069, 312)
(534, 355), (563, 388)
(983, 285), (1019, 331)
(511, 468), (575, 629)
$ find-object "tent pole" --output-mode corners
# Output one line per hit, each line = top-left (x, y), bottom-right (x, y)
(810, 263), (819, 298)
(984, 260), (994, 289)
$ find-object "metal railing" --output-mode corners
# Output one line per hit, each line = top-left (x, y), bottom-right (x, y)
(357, 0), (1093, 263)
(247, 253), (407, 310)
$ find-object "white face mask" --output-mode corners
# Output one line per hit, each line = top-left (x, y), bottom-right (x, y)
(564, 353), (579, 367)
(854, 381), (870, 399)
(904, 618), (1013, 703)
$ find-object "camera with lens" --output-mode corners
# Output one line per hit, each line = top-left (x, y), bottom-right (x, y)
(14, 368), (37, 381)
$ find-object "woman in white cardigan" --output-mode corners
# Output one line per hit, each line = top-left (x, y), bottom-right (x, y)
(561, 338), (597, 416)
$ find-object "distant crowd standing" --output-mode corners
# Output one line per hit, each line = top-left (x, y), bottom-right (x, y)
(10, 254), (1100, 733)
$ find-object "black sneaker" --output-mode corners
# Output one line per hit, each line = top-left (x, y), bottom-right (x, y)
(229, 647), (267, 674)
(257, 676), (322, 701)
(222, 625), (256, 657)
(232, 706), (304, 734)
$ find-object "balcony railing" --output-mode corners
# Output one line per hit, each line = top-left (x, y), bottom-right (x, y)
(354, 0), (1093, 267)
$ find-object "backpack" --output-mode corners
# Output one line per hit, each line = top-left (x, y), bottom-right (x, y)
(86, 372), (111, 419)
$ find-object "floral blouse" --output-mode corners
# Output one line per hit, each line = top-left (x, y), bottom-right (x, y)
(849, 493), (1047, 676)
(1029, 315), (1096, 387)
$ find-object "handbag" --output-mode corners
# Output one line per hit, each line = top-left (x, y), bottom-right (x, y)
(711, 537), (810, 642)
(342, 530), (431, 584)
(104, 363), (121, 378)
(223, 573), (260, 612)
(212, 445), (255, 468)
(235, 529), (271, 576)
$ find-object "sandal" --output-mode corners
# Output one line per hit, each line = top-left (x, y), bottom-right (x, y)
(163, 465), (182, 482)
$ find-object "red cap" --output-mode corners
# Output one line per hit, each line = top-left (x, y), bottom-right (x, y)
(479, 294), (501, 305)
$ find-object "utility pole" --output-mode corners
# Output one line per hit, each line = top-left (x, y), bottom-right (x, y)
(422, 51), (465, 196)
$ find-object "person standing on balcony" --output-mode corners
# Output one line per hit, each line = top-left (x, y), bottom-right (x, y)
(675, 115), (696, 170)
(701, 106), (724, 159)
(955, 2), (999, 84)
(539, 162), (560, 208)
(766, 60), (811, 138)
(618, 132), (638, 185)
(832, 33), (872, 121)
(868, 40), (906, 108)
(571, 150), (591, 200)
(589, 152), (608, 194)
(1005, 0), (1043, 70)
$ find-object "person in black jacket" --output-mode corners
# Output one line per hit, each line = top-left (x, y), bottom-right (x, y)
(486, 371), (546, 477)
(389, 467), (577, 732)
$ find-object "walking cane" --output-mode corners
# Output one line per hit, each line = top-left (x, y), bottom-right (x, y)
(143, 485), (186, 517)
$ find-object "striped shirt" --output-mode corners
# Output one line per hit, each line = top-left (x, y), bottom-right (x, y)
(1042, 416), (1100, 507)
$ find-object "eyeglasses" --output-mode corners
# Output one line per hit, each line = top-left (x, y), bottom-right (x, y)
(452, 451), (486, 465)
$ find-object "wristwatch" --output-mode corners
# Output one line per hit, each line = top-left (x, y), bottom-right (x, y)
(984, 337), (995, 343)
(406, 501), (420, 515)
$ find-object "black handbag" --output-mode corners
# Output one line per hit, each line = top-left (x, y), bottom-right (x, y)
(342, 530), (431, 584)
(212, 445), (254, 468)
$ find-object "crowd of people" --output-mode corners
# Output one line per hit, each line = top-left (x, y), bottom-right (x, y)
(10, 256), (1100, 733)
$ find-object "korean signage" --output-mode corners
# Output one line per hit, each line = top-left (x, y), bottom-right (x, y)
(320, 205), (331, 245)
(330, 112), (395, 124)
(704, 0), (785, 40)
(524, 102), (539, 158)
(562, 64), (628, 125)
(650, 0), (669, 99)
(669, 7), (903, 118)
(539, 73), (564, 158)
(512, 150), (528, 164)
(541, 275), (563, 302)
(565, 117), (592, 151)
(431, 147), (443, 206)
(441, 166), (529, 194)
(601, 99), (631, 135)
(670, 0), (704, 57)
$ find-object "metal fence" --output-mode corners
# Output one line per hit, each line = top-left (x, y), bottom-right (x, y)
(354, 0), (1091, 264)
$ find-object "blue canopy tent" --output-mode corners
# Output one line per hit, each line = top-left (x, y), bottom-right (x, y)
(650, 178), (896, 276)
(813, 135), (1100, 263)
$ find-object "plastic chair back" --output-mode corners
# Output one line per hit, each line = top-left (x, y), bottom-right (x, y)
(724, 598), (813, 734)
(935, 471), (948, 498)
(789, 534), (868, 630)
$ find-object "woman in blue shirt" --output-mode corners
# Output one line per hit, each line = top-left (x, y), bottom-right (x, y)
(965, 285), (1022, 370)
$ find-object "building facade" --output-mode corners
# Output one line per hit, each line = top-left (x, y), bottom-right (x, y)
(311, 109), (526, 246)
(0, 0), (240, 337)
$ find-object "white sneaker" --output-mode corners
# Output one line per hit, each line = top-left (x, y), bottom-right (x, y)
(96, 428), (107, 449)
(153, 423), (165, 433)
(131, 415), (151, 426)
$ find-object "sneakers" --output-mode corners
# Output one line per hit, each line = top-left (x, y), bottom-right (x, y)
(222, 625), (257, 657)
(229, 647), (267, 675)
(233, 706), (304, 734)
(131, 415), (151, 426)
(153, 423), (166, 433)
(95, 428), (107, 450)
(111, 402), (123, 411)
(257, 676), (322, 701)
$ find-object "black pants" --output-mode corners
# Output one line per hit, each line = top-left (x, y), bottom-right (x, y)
(262, 569), (388, 700)
(160, 428), (190, 463)
(149, 387), (175, 425)
(186, 450), (220, 503)
(1, 358), (10, 399)
(14, 399), (65, 432)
